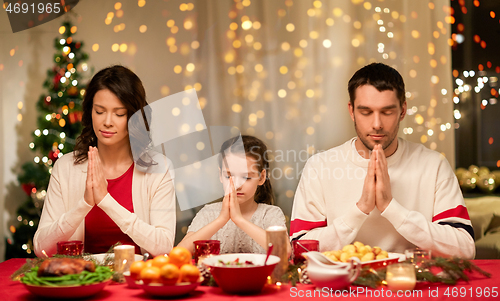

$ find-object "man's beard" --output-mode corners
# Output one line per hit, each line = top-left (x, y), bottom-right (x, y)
(354, 119), (399, 151)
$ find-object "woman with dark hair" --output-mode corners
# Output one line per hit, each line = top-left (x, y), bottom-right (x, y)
(34, 65), (175, 257)
(178, 135), (290, 255)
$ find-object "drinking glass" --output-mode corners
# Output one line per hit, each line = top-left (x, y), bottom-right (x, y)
(292, 240), (319, 265)
(194, 240), (220, 264)
(404, 248), (431, 270)
(57, 240), (84, 256)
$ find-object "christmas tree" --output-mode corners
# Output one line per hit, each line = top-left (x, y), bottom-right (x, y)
(5, 21), (90, 259)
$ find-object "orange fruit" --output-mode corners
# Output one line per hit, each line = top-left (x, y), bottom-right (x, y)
(139, 266), (161, 284)
(160, 263), (180, 285)
(145, 259), (154, 267)
(152, 255), (170, 268)
(168, 247), (192, 268)
(179, 264), (200, 283)
(130, 260), (147, 279)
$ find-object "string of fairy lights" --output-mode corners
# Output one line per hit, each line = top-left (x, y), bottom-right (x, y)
(36, 0), (451, 160)
(3, 1), (499, 248)
(81, 0), (451, 142)
(4, 1), (467, 202)
(448, 0), (500, 192)
(451, 0), (499, 144)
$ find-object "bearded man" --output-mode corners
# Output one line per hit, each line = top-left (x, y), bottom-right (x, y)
(290, 63), (475, 258)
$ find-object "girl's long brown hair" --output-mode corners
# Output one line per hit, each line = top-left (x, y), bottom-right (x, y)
(218, 135), (275, 205)
(73, 65), (151, 165)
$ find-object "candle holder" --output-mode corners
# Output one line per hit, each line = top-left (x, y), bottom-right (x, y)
(114, 245), (136, 274)
(386, 263), (416, 292)
(266, 226), (289, 284)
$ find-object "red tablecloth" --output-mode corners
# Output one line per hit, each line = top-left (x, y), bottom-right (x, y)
(1, 258), (499, 300)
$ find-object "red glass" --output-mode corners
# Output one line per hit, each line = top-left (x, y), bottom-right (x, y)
(292, 240), (319, 265)
(57, 240), (84, 256)
(193, 240), (220, 263)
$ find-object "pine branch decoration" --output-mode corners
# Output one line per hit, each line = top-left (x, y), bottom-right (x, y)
(279, 257), (491, 288)
(352, 257), (491, 288)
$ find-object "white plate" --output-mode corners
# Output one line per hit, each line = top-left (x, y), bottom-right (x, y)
(365, 252), (406, 262)
(360, 252), (406, 268)
(85, 253), (144, 265)
(318, 252), (405, 268)
(389, 252), (406, 261)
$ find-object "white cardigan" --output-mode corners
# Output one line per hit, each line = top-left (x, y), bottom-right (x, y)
(34, 152), (176, 257)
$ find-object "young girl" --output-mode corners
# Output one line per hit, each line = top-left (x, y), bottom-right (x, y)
(178, 135), (289, 254)
(34, 65), (176, 257)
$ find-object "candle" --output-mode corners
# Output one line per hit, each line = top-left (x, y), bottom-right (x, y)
(114, 245), (135, 273)
(266, 226), (289, 284)
(386, 276), (417, 291)
(386, 263), (416, 292)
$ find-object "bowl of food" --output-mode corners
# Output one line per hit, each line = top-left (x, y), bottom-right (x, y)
(321, 242), (405, 269)
(127, 249), (203, 296)
(19, 258), (113, 299)
(202, 253), (280, 295)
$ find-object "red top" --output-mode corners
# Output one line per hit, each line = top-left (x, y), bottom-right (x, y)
(84, 163), (140, 254)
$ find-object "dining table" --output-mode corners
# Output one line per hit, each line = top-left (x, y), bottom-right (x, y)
(1, 258), (499, 300)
